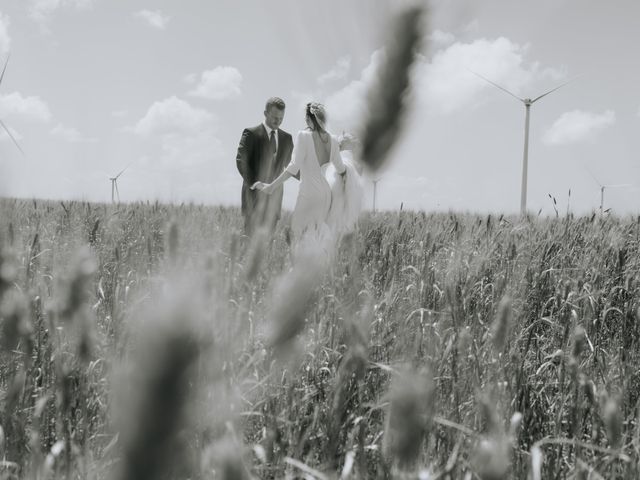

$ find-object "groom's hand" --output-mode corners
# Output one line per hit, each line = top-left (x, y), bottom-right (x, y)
(251, 181), (275, 194)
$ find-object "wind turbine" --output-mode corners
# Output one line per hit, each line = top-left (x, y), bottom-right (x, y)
(585, 167), (632, 217)
(0, 55), (25, 156)
(372, 178), (379, 212)
(471, 70), (574, 215)
(109, 161), (134, 203)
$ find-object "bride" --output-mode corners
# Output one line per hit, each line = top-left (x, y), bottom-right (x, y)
(252, 102), (362, 246)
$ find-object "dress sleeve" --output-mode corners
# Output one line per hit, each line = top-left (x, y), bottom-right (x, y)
(285, 131), (305, 176)
(330, 135), (346, 174)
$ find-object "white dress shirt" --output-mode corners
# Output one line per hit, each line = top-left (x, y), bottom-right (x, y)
(262, 122), (278, 154)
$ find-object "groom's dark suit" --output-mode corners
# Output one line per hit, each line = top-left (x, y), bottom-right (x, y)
(236, 124), (294, 234)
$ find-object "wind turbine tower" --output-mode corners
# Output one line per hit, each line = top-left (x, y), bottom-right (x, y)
(372, 178), (380, 212)
(471, 70), (574, 215)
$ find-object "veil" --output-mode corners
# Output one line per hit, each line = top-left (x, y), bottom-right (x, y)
(325, 133), (363, 236)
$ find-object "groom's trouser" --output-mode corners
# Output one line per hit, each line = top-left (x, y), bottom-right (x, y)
(242, 184), (283, 235)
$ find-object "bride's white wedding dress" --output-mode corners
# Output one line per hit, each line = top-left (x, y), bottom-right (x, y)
(285, 129), (362, 252)
(326, 149), (363, 236)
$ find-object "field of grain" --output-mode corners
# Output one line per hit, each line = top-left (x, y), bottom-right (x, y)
(0, 198), (639, 479)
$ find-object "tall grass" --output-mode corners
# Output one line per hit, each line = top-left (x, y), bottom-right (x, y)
(1, 198), (640, 478)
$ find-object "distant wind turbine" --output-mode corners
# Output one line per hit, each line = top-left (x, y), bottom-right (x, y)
(371, 177), (381, 213)
(0, 55), (25, 156)
(585, 167), (632, 217)
(109, 161), (135, 203)
(470, 69), (575, 215)
(372, 179), (379, 212)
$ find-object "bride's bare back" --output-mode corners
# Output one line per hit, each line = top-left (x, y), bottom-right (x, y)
(311, 130), (331, 167)
(284, 130), (345, 237)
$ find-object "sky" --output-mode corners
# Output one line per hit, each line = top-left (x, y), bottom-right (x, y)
(0, 0), (639, 215)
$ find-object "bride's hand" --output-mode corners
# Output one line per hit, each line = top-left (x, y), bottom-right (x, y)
(251, 182), (275, 194)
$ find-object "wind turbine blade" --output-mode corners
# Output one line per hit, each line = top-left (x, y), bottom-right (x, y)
(531, 77), (577, 103)
(0, 118), (25, 156)
(114, 159), (137, 179)
(584, 166), (602, 187)
(114, 167), (128, 179)
(0, 54), (9, 87)
(468, 69), (524, 102)
(603, 184), (632, 188)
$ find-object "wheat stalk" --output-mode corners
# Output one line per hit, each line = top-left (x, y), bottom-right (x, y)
(359, 2), (427, 173)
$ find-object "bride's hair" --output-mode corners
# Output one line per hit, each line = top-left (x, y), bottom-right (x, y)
(306, 102), (327, 132)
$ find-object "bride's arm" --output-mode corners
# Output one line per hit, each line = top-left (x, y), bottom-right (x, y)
(255, 170), (293, 194)
(330, 136), (347, 175)
(252, 131), (304, 194)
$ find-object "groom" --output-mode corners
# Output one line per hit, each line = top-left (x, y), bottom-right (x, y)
(236, 97), (294, 235)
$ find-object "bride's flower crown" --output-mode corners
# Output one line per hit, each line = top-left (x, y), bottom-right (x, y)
(308, 102), (325, 119)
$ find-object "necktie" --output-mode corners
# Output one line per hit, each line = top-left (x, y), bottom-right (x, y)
(269, 130), (277, 157)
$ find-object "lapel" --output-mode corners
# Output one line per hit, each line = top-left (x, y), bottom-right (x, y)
(276, 130), (292, 165)
(256, 124), (267, 142)
(255, 124), (269, 161)
(275, 130), (283, 163)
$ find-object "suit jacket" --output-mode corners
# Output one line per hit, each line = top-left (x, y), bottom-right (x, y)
(236, 124), (294, 218)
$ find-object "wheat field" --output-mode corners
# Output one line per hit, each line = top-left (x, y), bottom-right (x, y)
(0, 198), (639, 479)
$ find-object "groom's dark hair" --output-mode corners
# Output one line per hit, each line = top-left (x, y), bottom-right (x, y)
(265, 97), (286, 111)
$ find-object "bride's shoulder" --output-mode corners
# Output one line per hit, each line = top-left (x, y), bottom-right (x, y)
(295, 129), (312, 141)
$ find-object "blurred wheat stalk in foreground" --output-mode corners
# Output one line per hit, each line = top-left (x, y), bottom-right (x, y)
(360, 2), (427, 174)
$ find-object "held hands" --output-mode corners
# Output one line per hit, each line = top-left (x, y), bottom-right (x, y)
(250, 182), (276, 195)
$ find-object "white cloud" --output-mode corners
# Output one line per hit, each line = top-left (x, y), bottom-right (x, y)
(0, 92), (52, 122)
(429, 30), (455, 49)
(542, 110), (615, 145)
(29, 0), (96, 30)
(322, 36), (565, 130)
(129, 97), (224, 184)
(0, 11), (10, 56)
(417, 36), (565, 115)
(134, 9), (170, 30)
(188, 66), (242, 101)
(324, 50), (384, 131)
(133, 96), (215, 136)
(51, 123), (97, 143)
(318, 56), (351, 85)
